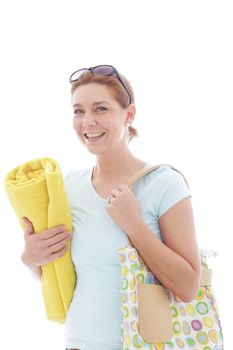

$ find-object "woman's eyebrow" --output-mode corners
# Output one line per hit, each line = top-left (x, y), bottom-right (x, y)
(72, 103), (82, 107)
(72, 101), (111, 107)
(93, 101), (111, 106)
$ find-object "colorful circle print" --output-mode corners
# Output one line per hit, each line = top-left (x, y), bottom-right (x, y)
(143, 342), (153, 350)
(203, 316), (214, 328)
(182, 320), (191, 335)
(131, 306), (137, 317)
(136, 273), (144, 284)
(191, 319), (203, 331)
(129, 251), (137, 262)
(186, 304), (195, 315)
(124, 334), (130, 346)
(196, 331), (209, 345)
(132, 334), (144, 348)
(166, 341), (175, 348)
(154, 342), (165, 350)
(209, 329), (218, 343)
(196, 301), (209, 315)
(213, 345), (222, 350)
(170, 306), (178, 318)
(186, 337), (196, 346)
(121, 278), (128, 290)
(122, 265), (129, 276)
(195, 287), (205, 300)
(130, 320), (138, 332)
(130, 278), (136, 290)
(179, 306), (186, 316)
(130, 263), (138, 275)
(173, 321), (182, 335)
(118, 254), (125, 263)
(138, 263), (144, 272)
(145, 272), (155, 284)
(121, 293), (128, 303)
(175, 339), (185, 348)
(130, 291), (137, 303)
(122, 306), (129, 318)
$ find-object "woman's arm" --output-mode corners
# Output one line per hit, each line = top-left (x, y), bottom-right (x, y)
(125, 197), (201, 302)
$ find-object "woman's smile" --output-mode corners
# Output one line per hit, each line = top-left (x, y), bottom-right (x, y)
(84, 131), (107, 143)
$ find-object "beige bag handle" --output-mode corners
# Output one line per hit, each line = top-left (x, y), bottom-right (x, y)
(126, 163), (189, 190)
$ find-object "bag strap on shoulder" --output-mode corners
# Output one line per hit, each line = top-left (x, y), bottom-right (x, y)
(126, 163), (189, 190)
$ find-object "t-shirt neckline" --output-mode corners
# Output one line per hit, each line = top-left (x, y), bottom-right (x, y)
(88, 162), (151, 202)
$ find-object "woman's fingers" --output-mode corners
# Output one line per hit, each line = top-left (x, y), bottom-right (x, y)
(46, 245), (70, 263)
(22, 217), (35, 237)
(44, 230), (71, 246)
(22, 222), (72, 266)
(38, 225), (68, 239)
(46, 234), (71, 254)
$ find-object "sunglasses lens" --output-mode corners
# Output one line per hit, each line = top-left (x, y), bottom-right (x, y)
(69, 65), (131, 104)
(92, 65), (114, 76)
(70, 69), (87, 82)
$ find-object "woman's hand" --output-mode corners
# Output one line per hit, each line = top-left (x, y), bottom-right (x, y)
(21, 217), (72, 268)
(106, 184), (142, 233)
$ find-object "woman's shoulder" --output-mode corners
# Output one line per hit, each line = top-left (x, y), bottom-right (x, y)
(144, 164), (188, 187)
(143, 164), (190, 217)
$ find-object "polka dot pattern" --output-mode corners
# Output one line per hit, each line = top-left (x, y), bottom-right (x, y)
(117, 246), (224, 349)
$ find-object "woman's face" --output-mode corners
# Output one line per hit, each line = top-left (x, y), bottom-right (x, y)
(71, 82), (135, 155)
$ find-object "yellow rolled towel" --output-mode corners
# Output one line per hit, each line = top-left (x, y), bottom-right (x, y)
(4, 157), (76, 323)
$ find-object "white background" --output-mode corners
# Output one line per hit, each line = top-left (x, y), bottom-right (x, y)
(0, 0), (232, 349)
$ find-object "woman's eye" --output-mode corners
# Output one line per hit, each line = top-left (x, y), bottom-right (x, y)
(96, 106), (107, 112)
(74, 109), (84, 115)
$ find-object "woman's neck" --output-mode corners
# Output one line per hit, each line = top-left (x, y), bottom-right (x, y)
(92, 156), (148, 184)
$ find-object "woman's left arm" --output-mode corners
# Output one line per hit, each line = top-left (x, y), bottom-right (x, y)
(125, 196), (201, 303)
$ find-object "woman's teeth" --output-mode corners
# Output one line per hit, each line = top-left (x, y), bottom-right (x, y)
(85, 132), (106, 140)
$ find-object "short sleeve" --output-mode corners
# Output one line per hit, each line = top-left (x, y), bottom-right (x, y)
(158, 168), (191, 218)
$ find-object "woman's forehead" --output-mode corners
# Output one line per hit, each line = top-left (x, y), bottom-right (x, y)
(72, 83), (115, 104)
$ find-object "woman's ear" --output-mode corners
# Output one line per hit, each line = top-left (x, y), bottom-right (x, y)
(125, 104), (136, 126)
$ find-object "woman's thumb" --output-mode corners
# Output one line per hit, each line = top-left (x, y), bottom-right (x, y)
(22, 217), (34, 235)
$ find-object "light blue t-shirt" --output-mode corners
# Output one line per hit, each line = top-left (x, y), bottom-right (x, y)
(64, 165), (190, 350)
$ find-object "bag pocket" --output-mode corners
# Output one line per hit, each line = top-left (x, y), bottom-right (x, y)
(138, 284), (173, 343)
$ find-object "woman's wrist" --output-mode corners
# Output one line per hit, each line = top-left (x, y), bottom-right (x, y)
(21, 253), (42, 280)
(30, 266), (42, 281)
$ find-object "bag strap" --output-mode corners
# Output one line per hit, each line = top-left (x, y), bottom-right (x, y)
(126, 163), (189, 190)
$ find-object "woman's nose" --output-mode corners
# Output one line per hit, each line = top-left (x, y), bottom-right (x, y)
(82, 113), (97, 126)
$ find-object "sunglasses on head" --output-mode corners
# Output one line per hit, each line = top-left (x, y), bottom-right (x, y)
(69, 64), (132, 105)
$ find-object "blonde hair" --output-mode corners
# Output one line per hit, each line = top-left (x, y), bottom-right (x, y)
(70, 70), (139, 142)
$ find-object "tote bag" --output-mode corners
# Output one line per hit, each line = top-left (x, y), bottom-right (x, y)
(117, 164), (224, 350)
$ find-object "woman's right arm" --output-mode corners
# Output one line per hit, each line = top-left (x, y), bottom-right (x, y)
(21, 217), (72, 281)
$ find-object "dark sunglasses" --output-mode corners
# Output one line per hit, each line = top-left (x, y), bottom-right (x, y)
(69, 64), (132, 104)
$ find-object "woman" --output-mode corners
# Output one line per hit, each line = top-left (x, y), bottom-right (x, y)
(21, 65), (201, 350)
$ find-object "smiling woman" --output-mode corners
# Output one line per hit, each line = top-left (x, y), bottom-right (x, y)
(19, 65), (223, 350)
